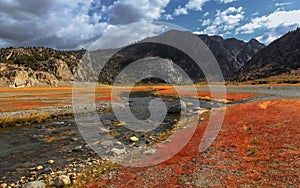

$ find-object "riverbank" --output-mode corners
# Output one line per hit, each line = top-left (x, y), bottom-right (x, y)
(1, 85), (299, 187)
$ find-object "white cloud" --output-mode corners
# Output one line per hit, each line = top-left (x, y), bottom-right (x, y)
(174, 6), (189, 16)
(236, 9), (300, 44)
(204, 12), (210, 17)
(0, 0), (172, 49)
(173, 0), (210, 16)
(172, 0), (238, 17)
(163, 14), (174, 20)
(236, 9), (300, 34)
(220, 0), (237, 3)
(111, 0), (171, 22)
(200, 6), (245, 35)
(202, 19), (212, 26)
(275, 2), (293, 7)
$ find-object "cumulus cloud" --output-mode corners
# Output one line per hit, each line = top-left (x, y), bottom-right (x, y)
(173, 0), (209, 16)
(200, 7), (245, 35)
(236, 9), (300, 34)
(109, 0), (171, 23)
(236, 9), (300, 44)
(0, 0), (171, 49)
(172, 0), (237, 17)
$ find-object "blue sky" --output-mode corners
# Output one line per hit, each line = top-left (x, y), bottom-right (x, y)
(0, 0), (299, 49)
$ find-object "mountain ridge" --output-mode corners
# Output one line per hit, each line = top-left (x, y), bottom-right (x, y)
(232, 27), (300, 82)
(1, 28), (299, 87)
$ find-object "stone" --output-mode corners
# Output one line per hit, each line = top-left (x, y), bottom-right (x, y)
(48, 160), (55, 165)
(24, 181), (46, 188)
(36, 166), (43, 171)
(101, 140), (114, 146)
(70, 137), (78, 142)
(186, 102), (194, 106)
(168, 100), (187, 114)
(53, 175), (71, 187)
(0, 183), (7, 188)
(115, 122), (125, 126)
(143, 149), (157, 155)
(72, 146), (82, 152)
(111, 148), (126, 156)
(130, 136), (139, 142)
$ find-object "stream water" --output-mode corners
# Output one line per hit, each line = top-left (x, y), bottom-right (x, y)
(1, 86), (299, 183)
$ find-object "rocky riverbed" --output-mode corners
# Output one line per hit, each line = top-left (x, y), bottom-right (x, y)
(0, 90), (214, 187)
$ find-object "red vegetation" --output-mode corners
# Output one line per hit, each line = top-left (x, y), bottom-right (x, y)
(90, 99), (300, 187)
(154, 86), (255, 102)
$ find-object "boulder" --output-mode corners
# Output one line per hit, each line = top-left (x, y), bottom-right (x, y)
(24, 181), (46, 188)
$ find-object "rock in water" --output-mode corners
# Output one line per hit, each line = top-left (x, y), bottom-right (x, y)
(143, 149), (157, 155)
(24, 181), (46, 188)
(111, 148), (126, 156)
(36, 166), (43, 171)
(186, 102), (194, 106)
(48, 160), (55, 165)
(53, 175), (71, 187)
(168, 100), (187, 114)
(130, 136), (139, 142)
(0, 183), (7, 188)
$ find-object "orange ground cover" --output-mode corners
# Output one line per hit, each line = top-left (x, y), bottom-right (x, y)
(154, 86), (255, 102)
(89, 99), (300, 187)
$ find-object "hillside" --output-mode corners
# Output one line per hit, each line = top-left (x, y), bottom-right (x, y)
(98, 31), (265, 84)
(232, 28), (300, 82)
(0, 47), (85, 87)
(197, 35), (265, 78)
(0, 30), (266, 87)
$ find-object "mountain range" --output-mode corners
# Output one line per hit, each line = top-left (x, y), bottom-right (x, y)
(0, 28), (299, 87)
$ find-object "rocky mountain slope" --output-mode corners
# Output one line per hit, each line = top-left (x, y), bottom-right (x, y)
(232, 28), (300, 81)
(0, 30), (266, 87)
(97, 31), (265, 84)
(0, 47), (85, 87)
(197, 35), (265, 78)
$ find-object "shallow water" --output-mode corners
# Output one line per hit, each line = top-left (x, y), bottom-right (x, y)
(0, 92), (213, 183)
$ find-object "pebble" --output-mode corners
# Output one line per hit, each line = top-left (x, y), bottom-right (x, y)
(53, 175), (71, 187)
(48, 160), (55, 165)
(143, 149), (157, 155)
(0, 183), (7, 188)
(186, 102), (194, 106)
(130, 136), (139, 142)
(36, 166), (43, 171)
(24, 181), (46, 188)
(115, 122), (125, 126)
(72, 146), (82, 152)
(111, 148), (126, 156)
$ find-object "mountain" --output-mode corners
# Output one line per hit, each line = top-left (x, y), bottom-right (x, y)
(196, 34), (265, 78)
(232, 28), (300, 81)
(0, 30), (265, 87)
(97, 31), (265, 84)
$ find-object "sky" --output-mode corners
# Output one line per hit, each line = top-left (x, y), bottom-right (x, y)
(0, 0), (299, 50)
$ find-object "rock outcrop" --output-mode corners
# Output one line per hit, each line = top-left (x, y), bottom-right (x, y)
(0, 47), (85, 87)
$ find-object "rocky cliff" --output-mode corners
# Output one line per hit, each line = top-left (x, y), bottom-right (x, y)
(232, 28), (300, 81)
(0, 47), (85, 87)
